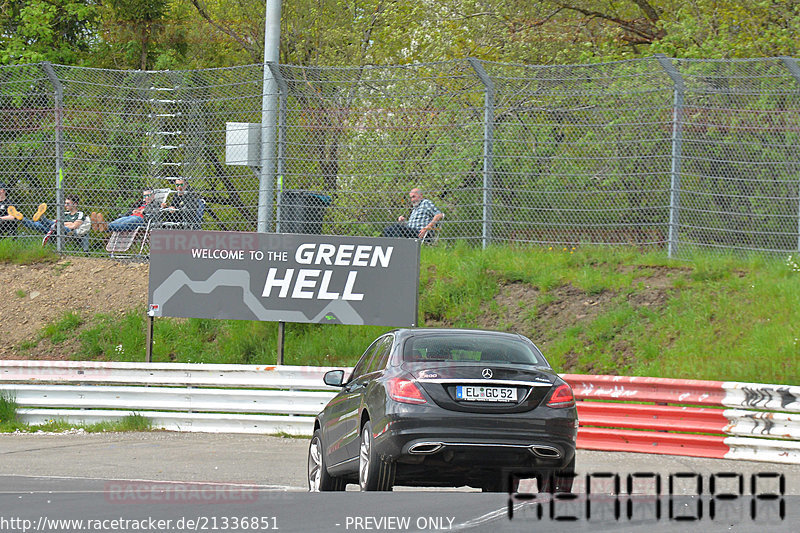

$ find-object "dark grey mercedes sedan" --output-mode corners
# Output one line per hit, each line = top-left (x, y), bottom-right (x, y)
(307, 328), (578, 492)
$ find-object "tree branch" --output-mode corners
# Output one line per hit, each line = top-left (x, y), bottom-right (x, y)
(557, 1), (665, 44)
(630, 0), (660, 24)
(189, 0), (260, 63)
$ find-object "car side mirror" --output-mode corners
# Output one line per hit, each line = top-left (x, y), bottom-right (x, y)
(323, 369), (345, 387)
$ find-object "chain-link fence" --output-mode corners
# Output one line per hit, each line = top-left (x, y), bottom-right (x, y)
(2, 56), (800, 258)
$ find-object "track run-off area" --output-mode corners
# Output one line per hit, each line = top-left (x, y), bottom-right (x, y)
(1, 432), (798, 533)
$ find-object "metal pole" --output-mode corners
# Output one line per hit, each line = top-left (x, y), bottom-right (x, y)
(268, 62), (288, 233)
(259, 0), (282, 233)
(779, 57), (800, 251)
(467, 58), (495, 249)
(145, 315), (154, 363)
(655, 55), (685, 258)
(42, 63), (64, 252)
(276, 321), (285, 365)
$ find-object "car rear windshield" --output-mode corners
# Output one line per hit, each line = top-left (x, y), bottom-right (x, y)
(403, 334), (546, 365)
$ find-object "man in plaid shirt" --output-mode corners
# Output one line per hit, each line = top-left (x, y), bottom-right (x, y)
(382, 188), (443, 239)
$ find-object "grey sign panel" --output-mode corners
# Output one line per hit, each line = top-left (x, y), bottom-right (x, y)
(148, 230), (420, 327)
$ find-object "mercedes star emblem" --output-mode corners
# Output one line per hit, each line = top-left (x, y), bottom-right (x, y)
(482, 368), (493, 379)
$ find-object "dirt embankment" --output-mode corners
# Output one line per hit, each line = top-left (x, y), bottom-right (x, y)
(0, 257), (149, 359)
(1, 257), (681, 364)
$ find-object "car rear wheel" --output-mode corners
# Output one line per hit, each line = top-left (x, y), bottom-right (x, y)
(308, 429), (346, 492)
(358, 421), (395, 491)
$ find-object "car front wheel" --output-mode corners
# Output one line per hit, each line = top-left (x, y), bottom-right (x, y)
(358, 421), (395, 491)
(308, 429), (346, 491)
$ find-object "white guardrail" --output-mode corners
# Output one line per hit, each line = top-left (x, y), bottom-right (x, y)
(0, 361), (340, 435)
(1, 360), (798, 464)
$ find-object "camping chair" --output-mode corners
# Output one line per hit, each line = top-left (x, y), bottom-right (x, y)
(106, 188), (171, 257)
(423, 215), (444, 245)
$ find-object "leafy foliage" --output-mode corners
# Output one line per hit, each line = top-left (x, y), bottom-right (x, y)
(102, 0), (171, 69)
(4, 1), (800, 69)
(0, 0), (98, 65)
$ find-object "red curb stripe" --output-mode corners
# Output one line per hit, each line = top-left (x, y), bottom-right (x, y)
(576, 402), (729, 434)
(577, 427), (729, 459)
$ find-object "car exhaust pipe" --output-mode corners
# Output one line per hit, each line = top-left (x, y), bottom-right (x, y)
(529, 445), (561, 458)
(409, 442), (444, 455)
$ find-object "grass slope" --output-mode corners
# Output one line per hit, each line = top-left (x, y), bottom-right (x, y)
(8, 241), (800, 385)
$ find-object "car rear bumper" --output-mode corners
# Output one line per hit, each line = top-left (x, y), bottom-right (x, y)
(404, 440), (564, 459)
(371, 405), (577, 469)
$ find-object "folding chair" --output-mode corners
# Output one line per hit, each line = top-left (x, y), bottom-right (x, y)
(151, 188), (172, 210)
(106, 228), (141, 254)
(105, 188), (171, 257)
(423, 215), (444, 245)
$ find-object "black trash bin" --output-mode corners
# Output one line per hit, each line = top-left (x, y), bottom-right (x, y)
(279, 190), (332, 234)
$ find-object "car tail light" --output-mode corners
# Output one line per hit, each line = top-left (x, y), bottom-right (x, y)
(388, 377), (427, 405)
(546, 383), (575, 408)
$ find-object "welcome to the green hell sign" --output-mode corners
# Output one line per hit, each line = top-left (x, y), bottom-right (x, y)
(261, 242), (394, 301)
(148, 230), (420, 327)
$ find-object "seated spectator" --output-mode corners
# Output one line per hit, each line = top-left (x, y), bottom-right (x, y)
(382, 187), (443, 239)
(0, 182), (20, 237)
(18, 195), (89, 252)
(107, 188), (159, 232)
(160, 179), (202, 228)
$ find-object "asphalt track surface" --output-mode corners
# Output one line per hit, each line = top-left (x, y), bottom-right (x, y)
(1, 432), (798, 532)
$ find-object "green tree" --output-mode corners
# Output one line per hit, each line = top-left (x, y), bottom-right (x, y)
(104, 0), (170, 69)
(652, 0), (800, 58)
(0, 0), (98, 64)
(185, 0), (264, 64)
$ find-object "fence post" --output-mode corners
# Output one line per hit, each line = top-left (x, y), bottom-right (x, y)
(267, 62), (288, 234)
(655, 55), (685, 258)
(467, 58), (495, 249)
(779, 57), (800, 252)
(259, 0), (282, 233)
(42, 62), (64, 252)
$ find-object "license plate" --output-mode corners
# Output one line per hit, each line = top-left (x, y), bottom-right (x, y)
(456, 385), (517, 402)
